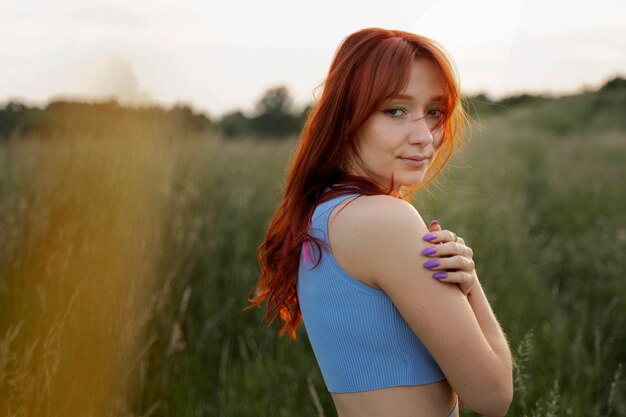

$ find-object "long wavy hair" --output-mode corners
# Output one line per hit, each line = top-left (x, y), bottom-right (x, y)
(245, 27), (473, 341)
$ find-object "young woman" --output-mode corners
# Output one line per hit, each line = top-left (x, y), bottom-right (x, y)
(247, 27), (513, 417)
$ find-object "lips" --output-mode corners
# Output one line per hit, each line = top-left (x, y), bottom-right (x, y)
(399, 157), (427, 167)
(401, 155), (430, 161)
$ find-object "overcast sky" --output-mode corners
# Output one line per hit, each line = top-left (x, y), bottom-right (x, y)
(1, 0), (624, 118)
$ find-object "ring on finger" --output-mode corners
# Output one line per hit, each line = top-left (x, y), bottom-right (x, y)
(450, 231), (458, 242)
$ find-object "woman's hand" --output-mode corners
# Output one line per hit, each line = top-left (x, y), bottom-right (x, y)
(420, 219), (477, 297)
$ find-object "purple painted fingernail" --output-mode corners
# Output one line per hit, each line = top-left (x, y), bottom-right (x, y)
(423, 233), (436, 241)
(424, 260), (440, 269)
(429, 219), (439, 227)
(421, 247), (436, 256)
(433, 272), (447, 279)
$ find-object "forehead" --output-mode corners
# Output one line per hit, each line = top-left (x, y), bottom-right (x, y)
(387, 58), (445, 103)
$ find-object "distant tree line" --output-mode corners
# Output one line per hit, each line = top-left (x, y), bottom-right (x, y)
(465, 76), (626, 116)
(0, 99), (215, 140)
(1, 76), (623, 141)
(219, 86), (310, 139)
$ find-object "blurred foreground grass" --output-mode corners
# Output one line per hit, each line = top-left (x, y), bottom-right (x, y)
(0, 95), (625, 416)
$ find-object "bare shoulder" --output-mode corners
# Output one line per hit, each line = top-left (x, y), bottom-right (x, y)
(330, 194), (422, 229)
(328, 194), (428, 285)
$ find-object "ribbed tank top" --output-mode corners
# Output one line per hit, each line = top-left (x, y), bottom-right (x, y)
(297, 191), (446, 393)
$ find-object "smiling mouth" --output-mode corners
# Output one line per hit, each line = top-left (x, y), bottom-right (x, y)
(399, 157), (427, 167)
(400, 154), (432, 161)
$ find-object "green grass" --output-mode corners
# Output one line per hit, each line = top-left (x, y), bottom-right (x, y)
(0, 90), (625, 416)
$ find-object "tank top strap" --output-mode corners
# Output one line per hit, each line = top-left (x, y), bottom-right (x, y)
(312, 192), (362, 232)
(303, 192), (362, 266)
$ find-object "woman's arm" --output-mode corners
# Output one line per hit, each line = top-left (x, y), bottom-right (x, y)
(422, 222), (513, 412)
(422, 223), (512, 385)
(466, 278), (513, 388)
(349, 195), (513, 417)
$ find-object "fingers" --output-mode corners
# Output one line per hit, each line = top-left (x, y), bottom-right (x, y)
(422, 255), (475, 272)
(421, 241), (473, 258)
(422, 229), (462, 244)
(421, 225), (476, 295)
(429, 269), (477, 296)
(428, 219), (441, 233)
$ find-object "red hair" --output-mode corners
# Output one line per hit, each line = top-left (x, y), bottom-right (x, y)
(245, 27), (473, 341)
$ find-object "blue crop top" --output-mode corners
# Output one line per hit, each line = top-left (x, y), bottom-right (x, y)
(297, 192), (446, 393)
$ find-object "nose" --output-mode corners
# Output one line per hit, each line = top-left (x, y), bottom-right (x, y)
(407, 115), (434, 145)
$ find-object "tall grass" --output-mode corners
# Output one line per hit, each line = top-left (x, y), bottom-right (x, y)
(0, 129), (177, 416)
(0, 93), (625, 416)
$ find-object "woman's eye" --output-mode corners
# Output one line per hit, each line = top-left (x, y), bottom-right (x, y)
(427, 108), (444, 119)
(385, 108), (407, 118)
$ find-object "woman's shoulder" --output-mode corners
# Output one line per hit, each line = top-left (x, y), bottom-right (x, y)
(331, 194), (425, 233)
(328, 194), (429, 284)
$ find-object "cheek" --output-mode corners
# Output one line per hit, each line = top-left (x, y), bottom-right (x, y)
(433, 130), (445, 150)
(364, 129), (390, 155)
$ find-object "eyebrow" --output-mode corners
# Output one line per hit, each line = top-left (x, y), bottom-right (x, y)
(389, 94), (444, 102)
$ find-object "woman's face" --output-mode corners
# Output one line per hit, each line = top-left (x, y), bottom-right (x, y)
(345, 58), (446, 193)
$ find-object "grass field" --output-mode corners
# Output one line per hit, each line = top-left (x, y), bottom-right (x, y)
(0, 89), (625, 416)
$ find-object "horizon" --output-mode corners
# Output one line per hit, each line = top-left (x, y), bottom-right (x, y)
(2, 72), (623, 121)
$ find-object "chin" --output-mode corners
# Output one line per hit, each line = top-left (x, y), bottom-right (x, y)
(398, 175), (425, 187)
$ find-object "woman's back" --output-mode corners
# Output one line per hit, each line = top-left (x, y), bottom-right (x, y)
(297, 192), (458, 417)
